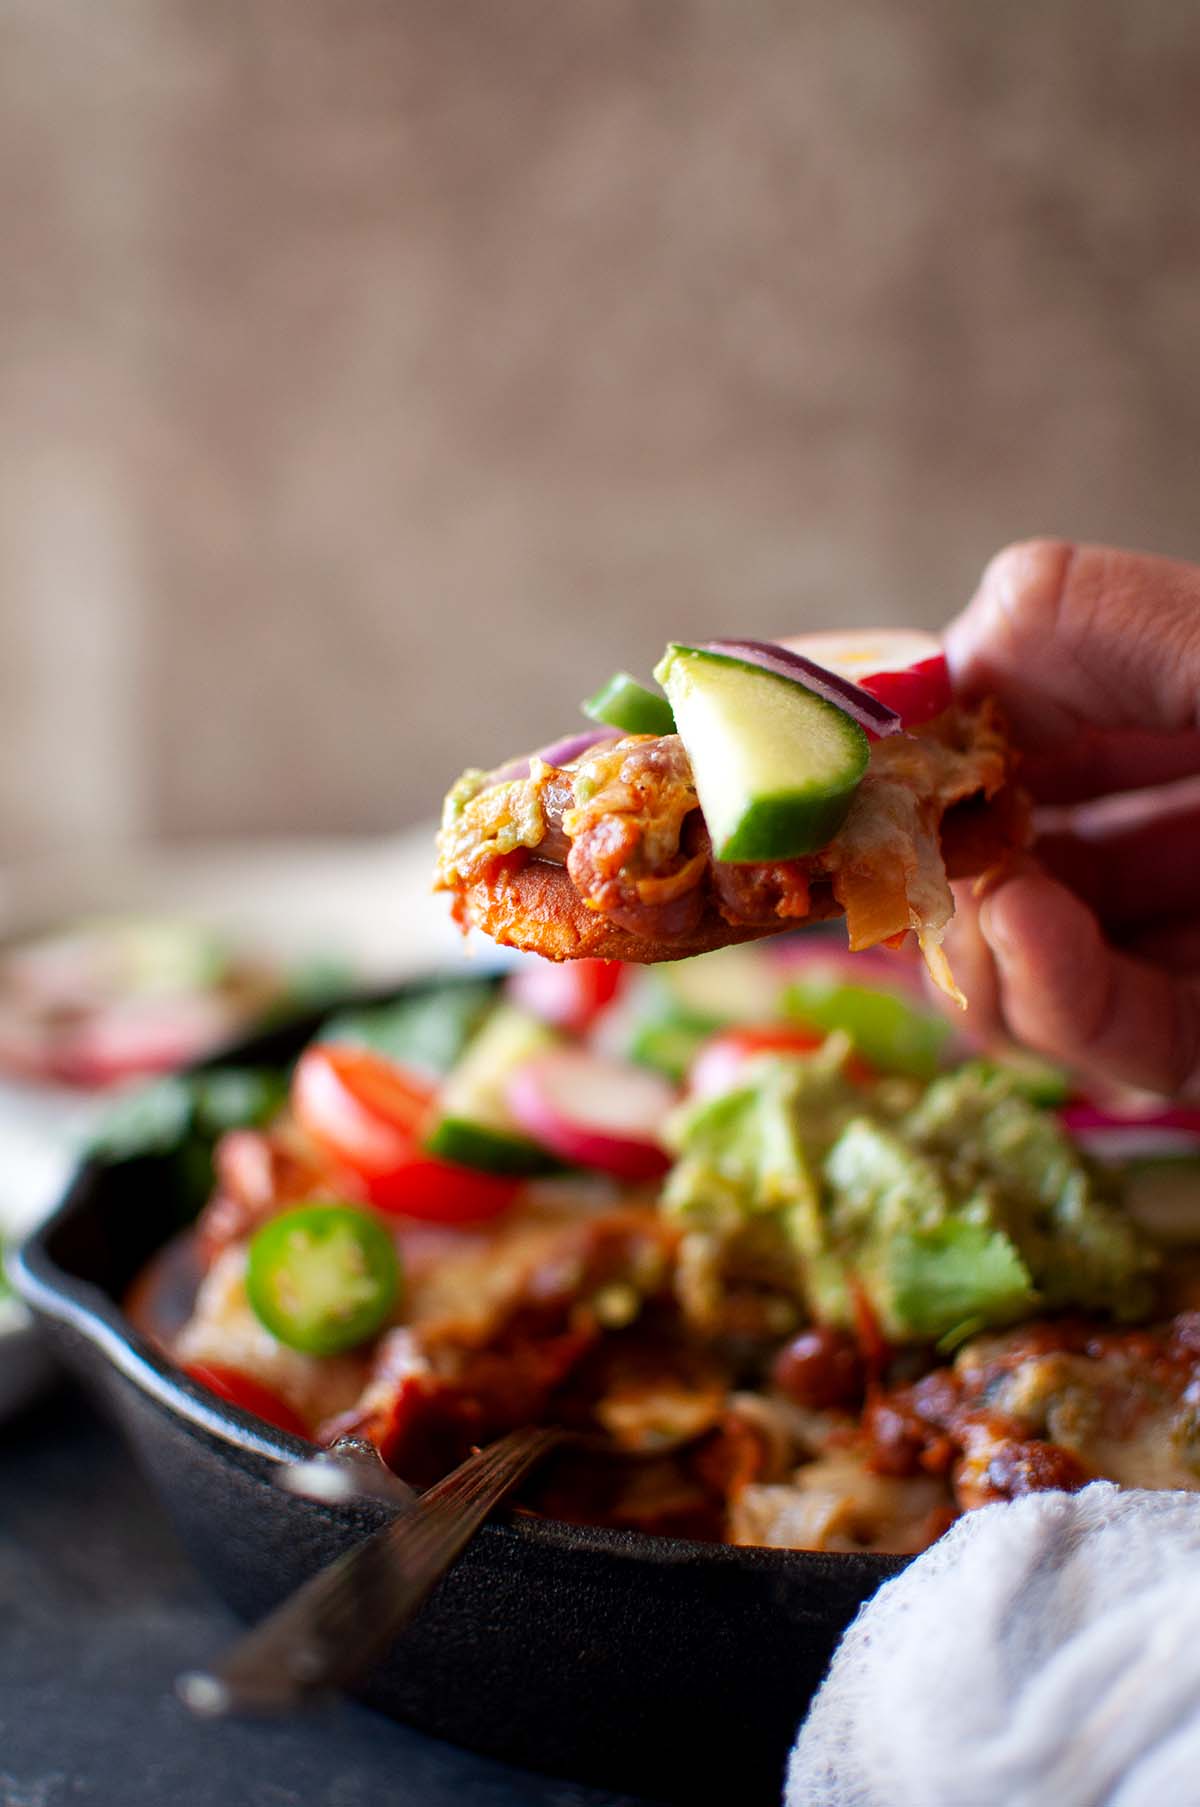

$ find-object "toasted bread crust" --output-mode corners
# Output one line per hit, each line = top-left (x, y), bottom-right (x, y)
(447, 781), (1026, 965)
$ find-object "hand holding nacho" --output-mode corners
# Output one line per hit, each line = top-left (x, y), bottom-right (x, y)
(435, 630), (1026, 998)
(943, 538), (1200, 1099)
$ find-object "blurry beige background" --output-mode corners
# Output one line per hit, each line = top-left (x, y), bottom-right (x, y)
(4, 0), (1200, 858)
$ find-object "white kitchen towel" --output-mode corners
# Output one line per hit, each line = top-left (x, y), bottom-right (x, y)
(787, 1482), (1200, 1807)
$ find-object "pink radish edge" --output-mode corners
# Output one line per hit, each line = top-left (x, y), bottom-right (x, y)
(505, 1050), (675, 1181)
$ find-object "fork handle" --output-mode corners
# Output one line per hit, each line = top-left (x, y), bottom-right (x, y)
(180, 1424), (565, 1715)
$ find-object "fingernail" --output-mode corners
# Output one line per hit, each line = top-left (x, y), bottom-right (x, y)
(978, 894), (1015, 958)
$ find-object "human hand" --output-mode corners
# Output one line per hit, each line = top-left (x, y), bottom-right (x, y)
(943, 539), (1200, 1099)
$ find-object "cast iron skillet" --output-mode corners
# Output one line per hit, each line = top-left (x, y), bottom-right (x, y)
(11, 974), (905, 1807)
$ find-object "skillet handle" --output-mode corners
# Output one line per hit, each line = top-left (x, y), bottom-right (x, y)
(178, 1424), (564, 1716)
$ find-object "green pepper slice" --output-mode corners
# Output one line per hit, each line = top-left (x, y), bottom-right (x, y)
(582, 672), (675, 737)
(783, 976), (951, 1079)
(246, 1202), (400, 1355)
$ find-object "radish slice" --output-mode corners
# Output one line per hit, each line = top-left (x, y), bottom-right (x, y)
(1061, 1103), (1200, 1139)
(763, 939), (925, 992)
(688, 1027), (824, 1100)
(1057, 1103), (1200, 1238)
(1063, 1123), (1200, 1165)
(507, 959), (626, 1034)
(505, 1051), (675, 1180)
(779, 631), (952, 728)
(1059, 1103), (1200, 1163)
(778, 629), (943, 680)
(700, 640), (901, 740)
(51, 994), (241, 1089)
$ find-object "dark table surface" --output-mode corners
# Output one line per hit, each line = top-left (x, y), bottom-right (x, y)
(0, 1382), (654, 1807)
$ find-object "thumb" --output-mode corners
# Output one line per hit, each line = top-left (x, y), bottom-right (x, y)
(979, 869), (1200, 1100)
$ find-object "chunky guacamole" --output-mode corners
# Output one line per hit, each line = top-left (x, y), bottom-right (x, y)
(663, 1047), (1155, 1345)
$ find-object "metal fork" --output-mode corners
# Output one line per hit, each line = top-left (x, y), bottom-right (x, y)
(177, 1424), (567, 1717)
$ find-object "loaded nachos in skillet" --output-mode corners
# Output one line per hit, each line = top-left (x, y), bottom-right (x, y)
(435, 632), (1027, 996)
(135, 944), (1200, 1557)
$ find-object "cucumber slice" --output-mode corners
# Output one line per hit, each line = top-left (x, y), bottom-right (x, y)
(653, 645), (870, 861)
(583, 672), (675, 737)
(425, 1005), (564, 1174)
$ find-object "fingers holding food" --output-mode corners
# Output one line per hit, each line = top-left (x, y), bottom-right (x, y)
(978, 867), (1200, 1100)
(946, 539), (1200, 801)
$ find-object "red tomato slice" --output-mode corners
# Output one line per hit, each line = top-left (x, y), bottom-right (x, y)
(858, 656), (952, 727)
(689, 1028), (822, 1099)
(292, 1044), (433, 1179)
(182, 1362), (310, 1438)
(292, 1043), (519, 1224)
(689, 1027), (873, 1097)
(506, 958), (626, 1034)
(361, 1154), (520, 1223)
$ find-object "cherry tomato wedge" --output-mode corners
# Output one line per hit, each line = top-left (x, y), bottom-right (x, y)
(292, 1042), (520, 1223)
(181, 1362), (310, 1438)
(688, 1027), (873, 1098)
(506, 958), (626, 1034)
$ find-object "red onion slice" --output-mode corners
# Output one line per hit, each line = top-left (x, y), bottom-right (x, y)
(487, 726), (621, 787)
(700, 640), (902, 739)
(538, 726), (625, 767)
